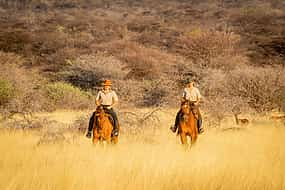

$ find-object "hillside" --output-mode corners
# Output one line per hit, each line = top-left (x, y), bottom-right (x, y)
(0, 0), (284, 123)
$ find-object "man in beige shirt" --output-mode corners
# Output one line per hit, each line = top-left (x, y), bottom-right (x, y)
(86, 79), (119, 138)
(170, 80), (204, 134)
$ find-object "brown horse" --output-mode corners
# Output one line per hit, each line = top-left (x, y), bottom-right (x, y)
(92, 106), (119, 145)
(177, 101), (198, 147)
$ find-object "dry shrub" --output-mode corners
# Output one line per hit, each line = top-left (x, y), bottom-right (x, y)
(118, 42), (178, 80)
(0, 51), (95, 113)
(0, 29), (33, 54)
(120, 43), (161, 80)
(0, 0), (98, 9)
(0, 51), (46, 114)
(232, 3), (283, 23)
(72, 31), (94, 48)
(74, 54), (127, 80)
(177, 29), (243, 68)
(115, 80), (145, 107)
(195, 68), (243, 126)
(138, 80), (173, 107)
(137, 28), (181, 50)
(203, 97), (245, 127)
(127, 16), (161, 33)
(44, 82), (93, 110)
(0, 78), (14, 106)
(0, 11), (97, 69)
(32, 31), (75, 65)
(59, 54), (127, 90)
(118, 108), (161, 139)
(94, 41), (174, 80)
(116, 78), (178, 107)
(226, 65), (285, 112)
(229, 3), (285, 65)
(201, 65), (285, 124)
(70, 114), (89, 134)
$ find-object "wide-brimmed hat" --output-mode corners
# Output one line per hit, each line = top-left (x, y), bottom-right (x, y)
(102, 79), (112, 86)
(186, 79), (196, 84)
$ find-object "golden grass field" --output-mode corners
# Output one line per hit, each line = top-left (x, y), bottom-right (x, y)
(0, 110), (285, 190)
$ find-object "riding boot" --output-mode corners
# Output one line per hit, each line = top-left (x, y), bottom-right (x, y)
(86, 112), (95, 138)
(112, 120), (119, 136)
(170, 109), (182, 133)
(106, 108), (119, 136)
(197, 115), (204, 134)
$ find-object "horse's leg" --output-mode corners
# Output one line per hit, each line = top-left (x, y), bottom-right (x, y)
(92, 136), (99, 145)
(180, 132), (187, 145)
(190, 132), (197, 145)
(105, 136), (111, 144)
(110, 123), (118, 145)
(193, 122), (199, 144)
(111, 136), (118, 144)
(189, 127), (198, 147)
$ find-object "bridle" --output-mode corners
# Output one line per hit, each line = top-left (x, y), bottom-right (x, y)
(181, 100), (198, 120)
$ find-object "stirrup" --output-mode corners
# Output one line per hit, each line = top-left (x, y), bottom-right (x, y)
(170, 125), (177, 133)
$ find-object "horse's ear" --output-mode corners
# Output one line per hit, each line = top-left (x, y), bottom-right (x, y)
(95, 106), (102, 113)
(181, 100), (189, 106)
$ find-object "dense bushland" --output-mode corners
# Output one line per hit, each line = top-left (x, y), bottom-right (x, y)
(0, 0), (284, 125)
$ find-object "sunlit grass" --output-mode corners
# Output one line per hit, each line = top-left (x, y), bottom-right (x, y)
(0, 111), (285, 190)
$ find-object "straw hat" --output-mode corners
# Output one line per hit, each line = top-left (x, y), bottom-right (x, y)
(102, 79), (112, 86)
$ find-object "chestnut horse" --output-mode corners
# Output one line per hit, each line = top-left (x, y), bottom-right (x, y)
(178, 101), (198, 147)
(92, 106), (119, 145)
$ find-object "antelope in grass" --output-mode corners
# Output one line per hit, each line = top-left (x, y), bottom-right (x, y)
(232, 106), (249, 126)
(234, 113), (249, 125)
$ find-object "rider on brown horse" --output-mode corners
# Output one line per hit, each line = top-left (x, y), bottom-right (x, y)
(86, 79), (119, 138)
(170, 80), (204, 134)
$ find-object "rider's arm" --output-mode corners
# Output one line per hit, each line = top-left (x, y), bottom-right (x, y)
(109, 91), (118, 109)
(95, 91), (101, 106)
(196, 98), (200, 105)
(95, 100), (101, 106)
(110, 100), (118, 108)
(181, 88), (187, 102)
(196, 88), (202, 105)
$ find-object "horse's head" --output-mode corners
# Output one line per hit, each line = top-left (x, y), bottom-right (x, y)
(96, 106), (106, 119)
(181, 101), (191, 114)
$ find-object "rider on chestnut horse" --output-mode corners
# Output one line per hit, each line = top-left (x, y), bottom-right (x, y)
(86, 79), (119, 138)
(170, 80), (204, 134)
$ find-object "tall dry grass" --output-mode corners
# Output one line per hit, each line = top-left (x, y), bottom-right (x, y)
(0, 110), (285, 190)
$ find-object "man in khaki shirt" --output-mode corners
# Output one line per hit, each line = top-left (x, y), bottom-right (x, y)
(86, 80), (119, 138)
(170, 80), (204, 134)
